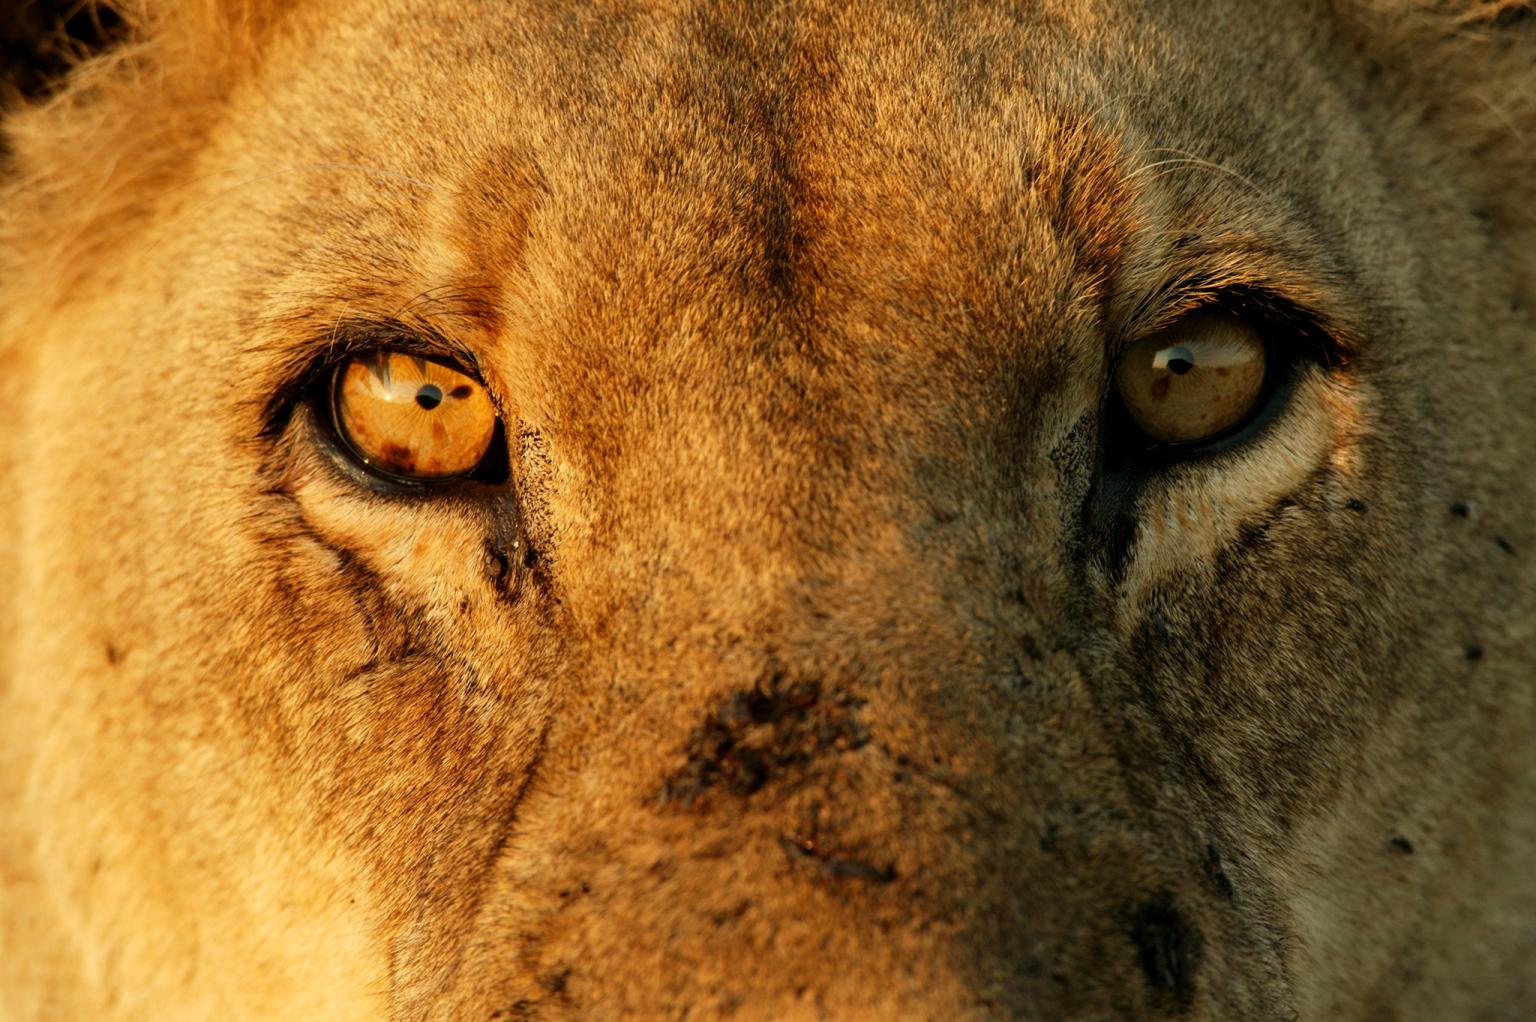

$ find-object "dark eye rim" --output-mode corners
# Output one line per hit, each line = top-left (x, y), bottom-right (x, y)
(259, 320), (511, 495)
(324, 349), (509, 489)
(1083, 287), (1345, 580)
(1103, 287), (1341, 467)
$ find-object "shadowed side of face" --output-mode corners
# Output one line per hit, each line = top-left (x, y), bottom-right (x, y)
(6, 0), (1534, 1019)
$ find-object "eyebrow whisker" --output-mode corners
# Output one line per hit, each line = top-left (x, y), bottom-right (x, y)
(1125, 147), (1264, 197)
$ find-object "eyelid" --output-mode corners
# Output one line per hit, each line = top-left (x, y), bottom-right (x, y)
(1112, 284), (1349, 379)
(259, 319), (490, 439)
(323, 323), (486, 382)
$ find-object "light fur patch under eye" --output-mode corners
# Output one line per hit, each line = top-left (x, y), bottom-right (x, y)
(331, 350), (497, 479)
(1115, 312), (1268, 445)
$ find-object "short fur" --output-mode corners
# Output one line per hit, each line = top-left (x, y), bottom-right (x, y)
(2, 1), (1533, 1018)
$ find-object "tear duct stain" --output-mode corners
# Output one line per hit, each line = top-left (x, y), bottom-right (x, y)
(660, 678), (869, 809)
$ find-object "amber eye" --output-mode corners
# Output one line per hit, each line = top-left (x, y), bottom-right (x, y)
(331, 350), (498, 480)
(1113, 311), (1269, 446)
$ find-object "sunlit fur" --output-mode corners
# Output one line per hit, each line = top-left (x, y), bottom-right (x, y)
(2, 1), (1533, 1018)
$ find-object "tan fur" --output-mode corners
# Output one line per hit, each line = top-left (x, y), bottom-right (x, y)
(2, 1), (1534, 1018)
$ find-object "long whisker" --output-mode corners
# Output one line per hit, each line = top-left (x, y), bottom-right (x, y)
(1124, 153), (1263, 196)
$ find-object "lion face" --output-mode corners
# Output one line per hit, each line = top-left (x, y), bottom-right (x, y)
(3, 1), (1533, 1018)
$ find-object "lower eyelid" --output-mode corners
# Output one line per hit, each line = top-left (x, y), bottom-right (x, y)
(1089, 361), (1330, 577)
(1135, 365), (1336, 492)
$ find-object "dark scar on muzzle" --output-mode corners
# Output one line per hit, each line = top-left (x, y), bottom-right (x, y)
(659, 675), (869, 810)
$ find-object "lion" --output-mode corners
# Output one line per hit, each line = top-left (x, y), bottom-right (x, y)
(1, 0), (1532, 1018)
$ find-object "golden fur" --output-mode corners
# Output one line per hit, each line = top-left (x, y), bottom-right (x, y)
(2, 1), (1534, 1017)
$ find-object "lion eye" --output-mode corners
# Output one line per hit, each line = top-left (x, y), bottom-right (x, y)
(1113, 311), (1268, 446)
(331, 350), (498, 479)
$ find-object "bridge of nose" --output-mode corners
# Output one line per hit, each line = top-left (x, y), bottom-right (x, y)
(490, 0), (1131, 617)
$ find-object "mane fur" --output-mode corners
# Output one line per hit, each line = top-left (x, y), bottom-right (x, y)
(0, 1), (296, 323)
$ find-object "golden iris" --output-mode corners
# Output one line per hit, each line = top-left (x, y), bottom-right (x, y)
(331, 350), (496, 479)
(1115, 312), (1268, 445)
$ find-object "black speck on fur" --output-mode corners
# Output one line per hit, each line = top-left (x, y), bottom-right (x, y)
(1202, 844), (1235, 901)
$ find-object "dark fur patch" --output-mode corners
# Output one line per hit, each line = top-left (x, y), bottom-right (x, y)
(660, 677), (869, 809)
(0, 2), (128, 109)
(1129, 895), (1203, 1010)
(1487, 3), (1535, 28)
(778, 834), (897, 884)
(1202, 844), (1236, 902)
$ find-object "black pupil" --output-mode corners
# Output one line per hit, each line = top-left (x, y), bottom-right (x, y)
(1165, 349), (1195, 375)
(415, 384), (444, 410)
